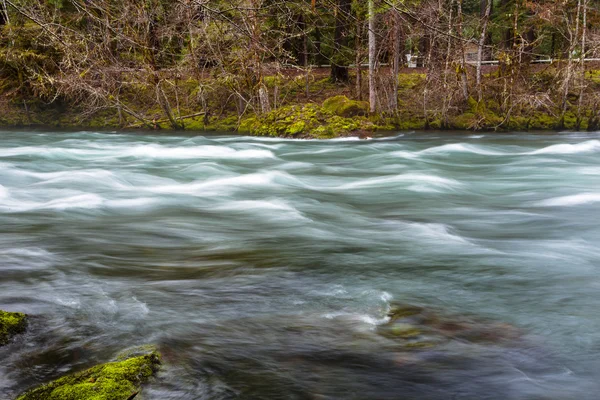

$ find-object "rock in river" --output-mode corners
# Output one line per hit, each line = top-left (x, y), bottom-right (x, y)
(378, 304), (522, 349)
(0, 310), (27, 346)
(17, 346), (161, 400)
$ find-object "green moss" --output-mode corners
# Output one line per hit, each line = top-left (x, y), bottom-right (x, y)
(388, 323), (421, 338)
(466, 96), (479, 112)
(311, 126), (336, 139)
(184, 117), (206, 131)
(527, 113), (557, 130)
(263, 75), (283, 89)
(395, 117), (427, 130)
(586, 70), (600, 85)
(238, 103), (372, 138)
(17, 347), (161, 400)
(0, 310), (27, 346)
(287, 120), (306, 135)
(312, 77), (337, 91)
(450, 112), (478, 130)
(505, 116), (529, 131)
(397, 73), (426, 91)
(201, 114), (239, 132)
(450, 98), (504, 130)
(403, 341), (437, 349)
(388, 305), (423, 321)
(322, 95), (369, 117)
(238, 116), (258, 133)
(561, 111), (579, 130)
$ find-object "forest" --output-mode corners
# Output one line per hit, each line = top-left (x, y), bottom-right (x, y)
(1, 0), (600, 135)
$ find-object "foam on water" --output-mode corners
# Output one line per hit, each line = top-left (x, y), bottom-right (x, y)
(213, 200), (310, 222)
(336, 173), (462, 190)
(420, 143), (507, 156)
(536, 193), (600, 207)
(144, 170), (291, 197)
(0, 193), (105, 212)
(0, 143), (276, 161)
(105, 197), (159, 209)
(123, 144), (276, 160)
(529, 140), (600, 155)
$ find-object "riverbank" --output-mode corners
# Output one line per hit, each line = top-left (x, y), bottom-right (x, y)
(1, 70), (597, 138)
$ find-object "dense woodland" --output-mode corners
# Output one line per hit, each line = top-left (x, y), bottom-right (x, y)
(2, 0), (600, 134)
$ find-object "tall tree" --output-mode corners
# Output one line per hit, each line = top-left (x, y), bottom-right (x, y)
(476, 0), (492, 101)
(368, 0), (377, 112)
(331, 0), (352, 82)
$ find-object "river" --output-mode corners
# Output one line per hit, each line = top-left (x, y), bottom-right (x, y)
(1, 130), (599, 399)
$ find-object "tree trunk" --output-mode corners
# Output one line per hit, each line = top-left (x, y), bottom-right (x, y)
(390, 10), (400, 113)
(480, 0), (493, 58)
(561, 0), (582, 127)
(355, 18), (363, 101)
(476, 0), (492, 102)
(303, 16), (310, 98)
(144, 0), (160, 71)
(442, 0), (455, 126)
(331, 0), (352, 83)
(249, 0), (270, 114)
(457, 0), (469, 100)
(577, 0), (588, 130)
(499, 0), (512, 49)
(368, 0), (377, 113)
(0, 0), (7, 26)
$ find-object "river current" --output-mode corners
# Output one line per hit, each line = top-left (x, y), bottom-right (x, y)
(1, 130), (600, 399)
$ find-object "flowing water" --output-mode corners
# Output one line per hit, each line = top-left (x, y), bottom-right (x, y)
(1, 130), (600, 399)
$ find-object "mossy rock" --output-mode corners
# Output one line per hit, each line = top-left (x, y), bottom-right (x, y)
(386, 323), (422, 338)
(388, 305), (423, 321)
(380, 304), (522, 347)
(322, 96), (369, 118)
(238, 103), (372, 138)
(17, 347), (161, 400)
(0, 310), (27, 346)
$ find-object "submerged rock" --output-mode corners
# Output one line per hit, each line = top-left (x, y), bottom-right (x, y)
(0, 310), (27, 346)
(17, 346), (161, 400)
(378, 304), (522, 349)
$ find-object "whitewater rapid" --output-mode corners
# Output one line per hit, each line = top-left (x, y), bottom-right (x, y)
(1, 130), (600, 399)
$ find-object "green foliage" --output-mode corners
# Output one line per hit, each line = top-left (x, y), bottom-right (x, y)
(17, 347), (161, 400)
(0, 310), (27, 346)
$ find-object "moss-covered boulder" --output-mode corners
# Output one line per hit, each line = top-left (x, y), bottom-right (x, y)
(239, 103), (375, 138)
(322, 95), (369, 118)
(0, 310), (27, 346)
(239, 104), (325, 137)
(17, 346), (161, 400)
